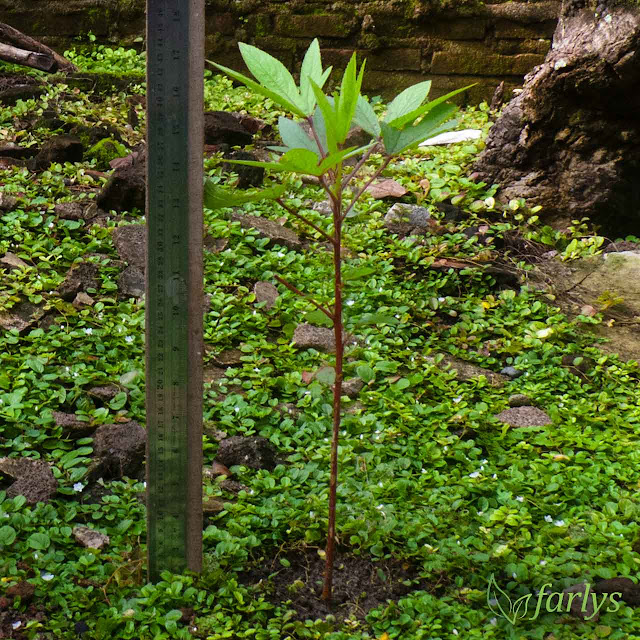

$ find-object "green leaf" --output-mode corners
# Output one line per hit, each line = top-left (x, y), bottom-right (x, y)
(305, 310), (333, 327)
(28, 532), (51, 550)
(204, 180), (286, 209)
(356, 364), (375, 383)
(310, 80), (338, 153)
(207, 59), (305, 117)
(353, 95), (381, 138)
(0, 525), (16, 546)
(119, 370), (140, 385)
(25, 356), (45, 373)
(299, 39), (332, 115)
(109, 392), (128, 410)
(382, 103), (458, 155)
(312, 105), (329, 155)
(278, 117), (318, 153)
(343, 265), (377, 281)
(315, 366), (336, 385)
(238, 42), (303, 111)
(383, 81), (432, 124)
(393, 377), (410, 390)
(354, 313), (399, 326)
(335, 54), (364, 143)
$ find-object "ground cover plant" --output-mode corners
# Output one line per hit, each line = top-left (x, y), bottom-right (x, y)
(1, 44), (640, 640)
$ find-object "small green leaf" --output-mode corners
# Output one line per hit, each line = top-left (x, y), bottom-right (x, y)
(383, 80), (432, 124)
(204, 180), (286, 209)
(353, 95), (381, 138)
(356, 364), (375, 383)
(392, 378), (410, 390)
(304, 310), (333, 327)
(299, 39), (332, 115)
(28, 532), (51, 550)
(278, 117), (318, 153)
(109, 392), (128, 410)
(354, 313), (399, 326)
(343, 266), (377, 281)
(0, 525), (16, 546)
(310, 80), (338, 153)
(315, 366), (336, 385)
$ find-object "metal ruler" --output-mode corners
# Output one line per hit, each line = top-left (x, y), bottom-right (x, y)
(145, 0), (204, 581)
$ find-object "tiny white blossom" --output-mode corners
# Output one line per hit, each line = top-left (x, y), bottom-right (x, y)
(73, 482), (84, 492)
(346, 300), (355, 306)
(125, 335), (134, 343)
(143, 481), (147, 488)
(512, 572), (517, 579)
(253, 367), (260, 372)
(554, 519), (565, 526)
(490, 617), (497, 626)
(453, 396), (462, 404)
(452, 630), (458, 636)
(84, 328), (93, 335)
(41, 572), (54, 581)
(376, 504), (384, 510)
(378, 482), (383, 487)
(438, 297), (446, 303)
(544, 515), (553, 522)
(477, 511), (484, 516)
(539, 560), (547, 566)
(492, 474), (497, 479)
(443, 446), (448, 451)
(469, 471), (480, 478)
(12, 622), (22, 630)
(48, 222), (54, 228)
(309, 511), (315, 518)
(481, 459), (488, 464)
(516, 496), (524, 502)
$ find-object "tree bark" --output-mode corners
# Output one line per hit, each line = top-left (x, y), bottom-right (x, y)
(472, 3), (640, 237)
(0, 42), (55, 72)
(0, 22), (76, 72)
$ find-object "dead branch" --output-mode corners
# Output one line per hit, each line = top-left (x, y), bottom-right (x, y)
(0, 42), (56, 72)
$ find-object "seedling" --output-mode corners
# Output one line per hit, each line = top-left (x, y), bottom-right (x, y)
(205, 39), (471, 601)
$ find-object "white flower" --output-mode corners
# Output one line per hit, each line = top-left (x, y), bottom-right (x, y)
(48, 222), (54, 228)
(443, 446), (448, 451)
(452, 630), (458, 636)
(12, 621), (22, 630)
(378, 482), (383, 487)
(544, 515), (553, 522)
(84, 328), (93, 335)
(453, 396), (462, 404)
(143, 481), (146, 488)
(477, 511), (484, 516)
(469, 471), (480, 478)
(554, 519), (565, 526)
(125, 335), (134, 343)
(376, 504), (384, 510)
(253, 367), (259, 372)
(491, 474), (497, 479)
(438, 297), (446, 303)
(346, 300), (355, 306)
(309, 511), (315, 518)
(490, 617), (497, 625)
(481, 459), (488, 464)
(41, 572), (54, 581)
(73, 482), (84, 492)
(512, 572), (517, 579)
(516, 496), (524, 502)
(539, 560), (547, 566)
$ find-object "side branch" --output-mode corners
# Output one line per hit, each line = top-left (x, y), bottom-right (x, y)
(273, 275), (334, 321)
(0, 42), (55, 72)
(342, 155), (392, 222)
(276, 198), (334, 243)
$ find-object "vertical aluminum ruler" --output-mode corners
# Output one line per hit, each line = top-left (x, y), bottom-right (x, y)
(145, 0), (204, 582)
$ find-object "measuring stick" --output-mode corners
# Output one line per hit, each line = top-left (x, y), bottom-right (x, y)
(145, 0), (204, 581)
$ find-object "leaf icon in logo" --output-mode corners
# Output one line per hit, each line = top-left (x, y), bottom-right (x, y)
(487, 573), (530, 625)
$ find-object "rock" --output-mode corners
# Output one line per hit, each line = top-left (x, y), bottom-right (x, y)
(594, 577), (640, 606)
(72, 526), (110, 550)
(111, 225), (146, 270)
(0, 193), (18, 212)
(203, 497), (225, 513)
(118, 265), (145, 298)
(472, 3), (640, 237)
(56, 262), (100, 301)
(212, 349), (244, 366)
(508, 393), (532, 407)
(86, 138), (129, 171)
(231, 213), (301, 250)
(500, 366), (524, 378)
(211, 461), (231, 477)
(426, 353), (507, 388)
(54, 202), (87, 221)
(0, 156), (25, 169)
(216, 435), (278, 471)
(494, 406), (552, 427)
(204, 235), (228, 253)
(5, 580), (35, 603)
(219, 479), (249, 494)
(0, 142), (34, 159)
(96, 148), (146, 214)
(0, 252), (29, 270)
(0, 84), (45, 105)
(28, 135), (84, 171)
(68, 123), (125, 147)
(384, 203), (432, 237)
(204, 111), (253, 147)
(52, 411), (96, 438)
(87, 384), (121, 403)
(222, 150), (264, 188)
(86, 421), (146, 481)
(562, 583), (598, 622)
(72, 292), (95, 309)
(292, 323), (356, 353)
(0, 299), (46, 332)
(313, 200), (333, 215)
(0, 457), (58, 505)
(253, 281), (279, 309)
(345, 125), (373, 148)
(204, 366), (227, 385)
(342, 378), (364, 398)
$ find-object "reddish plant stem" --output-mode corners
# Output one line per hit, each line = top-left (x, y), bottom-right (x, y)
(341, 155), (392, 222)
(322, 197), (343, 602)
(275, 198), (333, 242)
(273, 275), (333, 320)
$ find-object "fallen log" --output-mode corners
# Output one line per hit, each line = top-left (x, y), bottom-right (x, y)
(0, 42), (56, 72)
(0, 22), (76, 72)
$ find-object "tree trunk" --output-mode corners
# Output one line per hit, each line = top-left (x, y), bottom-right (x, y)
(0, 22), (76, 72)
(0, 42), (55, 72)
(472, 2), (640, 237)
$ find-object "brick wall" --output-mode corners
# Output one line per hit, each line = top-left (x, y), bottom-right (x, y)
(0, 0), (561, 103)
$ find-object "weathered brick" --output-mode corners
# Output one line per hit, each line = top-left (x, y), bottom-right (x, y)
(427, 18), (489, 40)
(482, 1), (561, 23)
(494, 38), (551, 56)
(274, 14), (357, 38)
(494, 18), (557, 39)
(431, 51), (544, 76)
(205, 13), (237, 36)
(363, 48), (422, 71)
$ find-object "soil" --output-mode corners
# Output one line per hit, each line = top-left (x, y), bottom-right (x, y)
(239, 547), (442, 625)
(0, 74), (41, 91)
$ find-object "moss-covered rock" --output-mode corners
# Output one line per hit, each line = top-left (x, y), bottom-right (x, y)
(86, 138), (129, 170)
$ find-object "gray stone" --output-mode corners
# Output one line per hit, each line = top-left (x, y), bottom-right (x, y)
(253, 281), (279, 309)
(562, 583), (598, 622)
(111, 225), (146, 270)
(28, 135), (83, 172)
(52, 411), (96, 438)
(118, 265), (145, 298)
(594, 577), (640, 606)
(87, 421), (146, 481)
(0, 252), (29, 270)
(212, 349), (244, 366)
(231, 213), (301, 250)
(426, 353), (507, 388)
(96, 148), (146, 214)
(0, 193), (18, 212)
(0, 457), (58, 505)
(204, 111), (253, 147)
(56, 262), (100, 301)
(293, 324), (343, 353)
(0, 142), (33, 159)
(501, 366), (524, 378)
(0, 299), (46, 332)
(494, 406), (552, 427)
(54, 202), (86, 221)
(508, 393), (532, 407)
(72, 526), (110, 550)
(217, 436), (278, 471)
(72, 292), (95, 308)
(87, 384), (121, 403)
(342, 378), (364, 398)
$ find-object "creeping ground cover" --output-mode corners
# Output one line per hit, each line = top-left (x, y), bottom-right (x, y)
(1, 44), (640, 640)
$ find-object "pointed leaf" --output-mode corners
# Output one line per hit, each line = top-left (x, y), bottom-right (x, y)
(305, 310), (333, 327)
(204, 180), (287, 209)
(299, 39), (332, 115)
(383, 81), (432, 124)
(278, 148), (323, 175)
(207, 60), (305, 117)
(353, 95), (381, 138)
(238, 43), (303, 111)
(386, 84), (476, 129)
(277, 117), (319, 153)
(310, 80), (338, 153)
(312, 105), (329, 156)
(317, 146), (361, 174)
(343, 265), (377, 281)
(335, 54), (363, 143)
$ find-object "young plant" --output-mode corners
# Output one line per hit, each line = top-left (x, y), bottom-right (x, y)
(205, 40), (471, 602)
